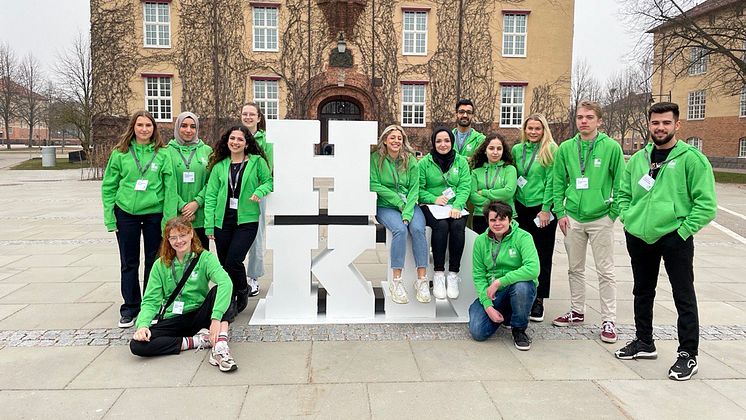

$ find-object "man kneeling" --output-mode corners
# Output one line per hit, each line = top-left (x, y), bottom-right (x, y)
(469, 200), (540, 350)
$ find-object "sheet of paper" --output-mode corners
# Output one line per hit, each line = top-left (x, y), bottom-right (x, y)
(426, 204), (469, 220)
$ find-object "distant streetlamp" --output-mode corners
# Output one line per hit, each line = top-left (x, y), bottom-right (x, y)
(337, 32), (347, 53)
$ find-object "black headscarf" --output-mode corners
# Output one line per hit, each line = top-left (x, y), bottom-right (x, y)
(430, 127), (456, 173)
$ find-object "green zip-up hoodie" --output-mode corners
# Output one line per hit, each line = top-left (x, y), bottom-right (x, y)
(552, 132), (625, 222)
(472, 220), (539, 309)
(512, 141), (556, 211)
(101, 141), (178, 231)
(418, 153), (472, 211)
(618, 140), (716, 244)
(452, 128), (486, 157)
(370, 152), (420, 222)
(254, 129), (273, 169)
(166, 139), (213, 228)
(136, 250), (233, 328)
(469, 161), (517, 213)
(204, 155), (273, 235)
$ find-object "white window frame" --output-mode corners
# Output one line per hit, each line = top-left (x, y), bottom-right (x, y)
(688, 47), (708, 75)
(402, 10), (428, 56)
(401, 83), (426, 127)
(252, 6), (279, 52)
(143, 2), (171, 48)
(739, 138), (746, 158)
(252, 79), (279, 120)
(687, 90), (706, 120)
(740, 85), (746, 118)
(144, 76), (172, 122)
(502, 13), (528, 57)
(499, 85), (525, 128)
(687, 137), (703, 152)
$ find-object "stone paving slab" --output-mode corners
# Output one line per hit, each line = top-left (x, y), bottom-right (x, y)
(243, 383), (370, 419)
(0, 389), (123, 419)
(311, 341), (422, 383)
(0, 346), (105, 389)
(105, 386), (247, 419)
(367, 381), (501, 419)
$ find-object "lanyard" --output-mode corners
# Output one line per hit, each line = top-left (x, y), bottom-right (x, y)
(169, 253), (194, 298)
(388, 158), (405, 194)
(129, 146), (158, 178)
(441, 168), (453, 187)
(520, 144), (539, 177)
(229, 160), (246, 198)
(490, 239), (502, 271)
(484, 165), (502, 189)
(645, 149), (675, 177)
(175, 147), (198, 170)
(577, 137), (596, 175)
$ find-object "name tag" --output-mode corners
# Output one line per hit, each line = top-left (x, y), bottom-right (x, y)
(172, 300), (184, 315)
(594, 158), (602, 167)
(576, 177), (589, 190)
(182, 171), (195, 183)
(135, 179), (148, 191)
(229, 198), (239, 209)
(442, 187), (456, 200)
(638, 174), (655, 191)
(516, 176), (528, 189)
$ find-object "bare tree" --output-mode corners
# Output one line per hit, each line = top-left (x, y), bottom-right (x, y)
(0, 42), (17, 150)
(54, 33), (94, 150)
(18, 53), (45, 148)
(569, 59), (603, 136)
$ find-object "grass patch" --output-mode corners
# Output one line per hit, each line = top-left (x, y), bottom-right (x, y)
(10, 157), (87, 170)
(714, 171), (746, 184)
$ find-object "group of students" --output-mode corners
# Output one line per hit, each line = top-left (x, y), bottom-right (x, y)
(101, 103), (272, 372)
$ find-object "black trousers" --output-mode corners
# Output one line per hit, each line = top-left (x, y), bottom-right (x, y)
(515, 201), (558, 299)
(194, 227), (210, 251)
(625, 230), (698, 355)
(421, 205), (467, 272)
(214, 218), (258, 298)
(129, 286), (234, 357)
(114, 206), (163, 318)
(472, 215), (488, 236)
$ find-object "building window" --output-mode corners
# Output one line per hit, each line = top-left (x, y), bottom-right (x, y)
(502, 13), (528, 57)
(687, 90), (706, 120)
(401, 83), (426, 127)
(402, 11), (427, 55)
(688, 47), (708, 75)
(740, 86), (746, 117)
(739, 138), (746, 158)
(145, 76), (172, 122)
(500, 85), (525, 127)
(686, 137), (703, 152)
(253, 80), (279, 120)
(252, 6), (279, 51)
(143, 2), (170, 48)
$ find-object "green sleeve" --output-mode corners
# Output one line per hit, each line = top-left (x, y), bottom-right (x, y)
(418, 160), (440, 204)
(552, 147), (568, 218)
(452, 158), (472, 211)
(161, 156), (178, 230)
(499, 233), (540, 289)
(264, 143), (274, 170)
(203, 252), (233, 320)
(483, 165), (517, 202)
(193, 145), (212, 208)
(617, 157), (634, 224)
(471, 236), (493, 309)
(541, 159), (555, 211)
(469, 171), (488, 208)
(252, 157), (273, 198)
(370, 157), (405, 210)
(608, 143), (626, 221)
(678, 154), (717, 240)
(101, 151), (121, 231)
(402, 160), (419, 222)
(204, 164), (221, 236)
(136, 259), (166, 329)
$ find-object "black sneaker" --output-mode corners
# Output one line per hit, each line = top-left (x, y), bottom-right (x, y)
(615, 339), (658, 360)
(235, 289), (249, 313)
(529, 299), (544, 322)
(247, 277), (260, 297)
(668, 351), (698, 381)
(118, 315), (135, 328)
(512, 328), (531, 351)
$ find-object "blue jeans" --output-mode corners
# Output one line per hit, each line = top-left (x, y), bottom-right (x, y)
(468, 281), (537, 341)
(246, 198), (266, 279)
(376, 206), (428, 270)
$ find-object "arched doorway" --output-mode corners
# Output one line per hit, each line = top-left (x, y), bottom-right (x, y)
(318, 98), (362, 154)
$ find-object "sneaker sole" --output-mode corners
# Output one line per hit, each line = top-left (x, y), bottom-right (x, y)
(668, 364), (698, 381)
(529, 315), (544, 322)
(615, 351), (658, 360)
(447, 293), (459, 299)
(248, 288), (260, 297)
(600, 335), (618, 344)
(514, 343), (531, 351)
(551, 320), (583, 327)
(209, 355), (238, 372)
(118, 320), (135, 328)
(416, 295), (431, 303)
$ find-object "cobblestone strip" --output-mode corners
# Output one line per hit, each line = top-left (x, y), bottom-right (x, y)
(0, 324), (744, 347)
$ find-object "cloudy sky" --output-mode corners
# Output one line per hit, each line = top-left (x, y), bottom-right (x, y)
(0, 0), (643, 85)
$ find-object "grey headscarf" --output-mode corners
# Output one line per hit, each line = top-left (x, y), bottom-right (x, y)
(174, 111), (200, 145)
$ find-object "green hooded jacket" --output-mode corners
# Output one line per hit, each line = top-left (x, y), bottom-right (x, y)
(452, 128), (486, 158)
(472, 220), (539, 309)
(204, 155), (273, 235)
(370, 152), (420, 222)
(552, 132), (625, 222)
(101, 141), (178, 231)
(166, 139), (213, 228)
(469, 161), (517, 214)
(512, 141), (556, 211)
(618, 140), (717, 244)
(254, 129), (273, 169)
(418, 153), (472, 211)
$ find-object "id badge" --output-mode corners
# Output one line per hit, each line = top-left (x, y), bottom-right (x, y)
(172, 300), (184, 315)
(442, 187), (456, 200)
(575, 177), (589, 190)
(229, 198), (239, 209)
(135, 179), (148, 191)
(182, 171), (195, 183)
(638, 174), (655, 191)
(516, 176), (528, 189)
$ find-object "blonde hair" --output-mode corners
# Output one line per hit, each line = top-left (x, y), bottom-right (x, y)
(113, 110), (164, 153)
(577, 100), (604, 119)
(519, 113), (558, 167)
(373, 125), (416, 170)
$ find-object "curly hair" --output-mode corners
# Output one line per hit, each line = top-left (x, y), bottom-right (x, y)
(207, 125), (268, 170)
(470, 133), (514, 170)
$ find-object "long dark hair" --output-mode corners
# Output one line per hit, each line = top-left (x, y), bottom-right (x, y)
(207, 125), (268, 170)
(470, 133), (514, 170)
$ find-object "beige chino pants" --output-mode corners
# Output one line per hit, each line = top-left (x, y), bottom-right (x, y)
(564, 215), (616, 322)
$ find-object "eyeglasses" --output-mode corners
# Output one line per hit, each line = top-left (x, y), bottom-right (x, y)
(457, 110), (474, 115)
(168, 234), (190, 242)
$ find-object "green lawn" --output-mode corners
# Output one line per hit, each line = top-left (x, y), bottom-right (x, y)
(10, 157), (87, 170)
(714, 171), (746, 184)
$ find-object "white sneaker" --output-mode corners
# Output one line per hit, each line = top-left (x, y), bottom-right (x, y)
(210, 341), (237, 372)
(195, 328), (212, 351)
(389, 277), (409, 304)
(446, 272), (460, 299)
(247, 277), (260, 297)
(415, 278), (431, 303)
(433, 272), (446, 299)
